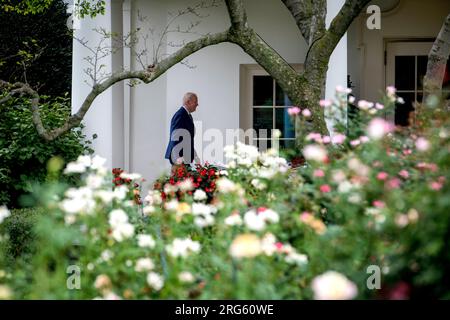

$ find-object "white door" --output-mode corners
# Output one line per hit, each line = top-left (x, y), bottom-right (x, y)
(386, 41), (435, 126)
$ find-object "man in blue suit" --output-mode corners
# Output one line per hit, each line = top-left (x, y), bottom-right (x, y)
(165, 92), (199, 166)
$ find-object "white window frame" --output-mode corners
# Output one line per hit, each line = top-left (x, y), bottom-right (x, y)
(239, 64), (303, 150)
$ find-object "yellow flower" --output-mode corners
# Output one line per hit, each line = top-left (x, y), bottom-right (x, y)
(175, 202), (191, 222)
(0, 285), (12, 300)
(300, 213), (326, 235)
(177, 202), (191, 215)
(229, 234), (262, 259)
(123, 289), (134, 299)
(310, 219), (327, 235)
(94, 274), (112, 293)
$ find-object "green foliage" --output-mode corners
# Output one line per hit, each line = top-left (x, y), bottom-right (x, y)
(0, 95), (92, 206)
(0, 207), (41, 299)
(0, 0), (105, 17)
(3, 208), (40, 261)
(74, 0), (105, 18)
(0, 0), (71, 97)
(0, 0), (53, 15)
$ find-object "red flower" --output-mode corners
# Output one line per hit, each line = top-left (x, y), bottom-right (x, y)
(112, 168), (123, 175)
(257, 207), (267, 214)
(387, 282), (411, 300)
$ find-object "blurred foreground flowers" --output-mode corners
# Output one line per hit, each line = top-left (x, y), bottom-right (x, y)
(1, 87), (449, 299)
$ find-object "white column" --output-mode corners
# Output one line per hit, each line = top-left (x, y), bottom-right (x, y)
(325, 0), (348, 134)
(123, 0), (132, 172)
(71, 0), (124, 169)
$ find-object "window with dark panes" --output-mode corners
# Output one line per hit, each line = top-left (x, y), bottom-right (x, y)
(394, 55), (450, 126)
(252, 76), (295, 151)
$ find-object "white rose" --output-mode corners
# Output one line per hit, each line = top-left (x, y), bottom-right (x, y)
(135, 258), (154, 272)
(108, 209), (129, 227)
(311, 271), (358, 300)
(178, 271), (195, 283)
(193, 189), (207, 201)
(137, 234), (156, 248)
(147, 272), (164, 291)
(303, 144), (327, 162)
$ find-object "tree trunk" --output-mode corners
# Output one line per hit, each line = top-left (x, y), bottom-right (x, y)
(423, 13), (450, 105)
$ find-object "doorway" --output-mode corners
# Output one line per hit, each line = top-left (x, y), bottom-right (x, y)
(385, 41), (433, 126)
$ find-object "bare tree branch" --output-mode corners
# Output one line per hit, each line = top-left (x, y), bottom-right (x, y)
(1, 31), (230, 141)
(3, 0), (372, 142)
(324, 0), (371, 56)
(423, 13), (450, 104)
(224, 0), (301, 99)
(224, 0), (247, 30)
(281, 0), (326, 46)
(154, 0), (220, 64)
(302, 0), (370, 92)
(281, 0), (312, 40)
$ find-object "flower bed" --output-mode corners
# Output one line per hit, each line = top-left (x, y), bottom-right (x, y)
(153, 163), (222, 204)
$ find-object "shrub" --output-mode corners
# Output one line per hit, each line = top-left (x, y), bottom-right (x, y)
(153, 163), (221, 203)
(112, 168), (143, 205)
(0, 207), (42, 299)
(0, 95), (93, 206)
(3, 208), (40, 261)
(0, 0), (72, 97)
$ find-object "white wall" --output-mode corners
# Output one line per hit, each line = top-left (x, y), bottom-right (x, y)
(129, 0), (168, 185)
(72, 1), (116, 168)
(74, 0), (350, 184)
(164, 0), (306, 170)
(325, 0), (347, 133)
(349, 0), (450, 102)
(347, 15), (362, 99)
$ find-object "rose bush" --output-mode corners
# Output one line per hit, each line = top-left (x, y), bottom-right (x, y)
(112, 168), (143, 205)
(0, 87), (449, 299)
(153, 163), (222, 204)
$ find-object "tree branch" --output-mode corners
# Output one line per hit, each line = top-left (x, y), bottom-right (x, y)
(325, 0), (370, 55)
(302, 0), (370, 94)
(3, 30), (230, 141)
(224, 0), (247, 30)
(423, 13), (450, 104)
(281, 0), (326, 46)
(227, 28), (304, 113)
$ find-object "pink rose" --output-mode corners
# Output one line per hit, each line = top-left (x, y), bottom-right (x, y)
(399, 170), (409, 179)
(313, 169), (325, 177)
(376, 172), (389, 180)
(287, 107), (301, 116)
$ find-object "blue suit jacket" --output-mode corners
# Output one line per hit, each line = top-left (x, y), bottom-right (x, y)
(165, 107), (195, 164)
